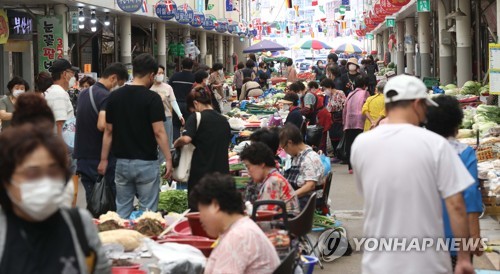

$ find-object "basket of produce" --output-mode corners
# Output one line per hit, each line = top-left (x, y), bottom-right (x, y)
(229, 163), (246, 172)
(233, 176), (251, 189)
(157, 190), (188, 214)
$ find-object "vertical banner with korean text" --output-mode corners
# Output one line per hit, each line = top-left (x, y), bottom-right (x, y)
(37, 15), (63, 72)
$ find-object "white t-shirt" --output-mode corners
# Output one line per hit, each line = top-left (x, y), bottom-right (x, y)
(150, 82), (176, 117)
(351, 124), (474, 274)
(45, 84), (75, 122)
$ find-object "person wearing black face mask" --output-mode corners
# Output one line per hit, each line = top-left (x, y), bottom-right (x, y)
(98, 53), (173, 219)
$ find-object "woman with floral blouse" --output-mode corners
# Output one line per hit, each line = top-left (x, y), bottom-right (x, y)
(321, 78), (346, 159)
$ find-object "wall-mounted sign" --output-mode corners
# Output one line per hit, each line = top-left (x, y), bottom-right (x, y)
(386, 17), (395, 28)
(0, 9), (9, 44)
(366, 33), (374, 40)
(175, 3), (194, 24)
(190, 11), (205, 27)
(116, 0), (143, 13)
(68, 11), (79, 34)
(202, 14), (216, 30)
(216, 18), (228, 33)
(155, 0), (177, 20)
(228, 22), (238, 34)
(37, 15), (63, 72)
(7, 10), (32, 40)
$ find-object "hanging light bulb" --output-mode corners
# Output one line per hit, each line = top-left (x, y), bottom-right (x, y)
(91, 26), (97, 32)
(90, 9), (96, 24)
(104, 12), (110, 26)
(78, 7), (85, 22)
(79, 23), (84, 29)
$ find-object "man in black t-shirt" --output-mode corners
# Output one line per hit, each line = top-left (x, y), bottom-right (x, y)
(169, 58), (195, 139)
(74, 63), (129, 203)
(98, 54), (173, 219)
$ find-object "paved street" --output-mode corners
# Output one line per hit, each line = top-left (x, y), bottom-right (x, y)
(312, 164), (498, 274)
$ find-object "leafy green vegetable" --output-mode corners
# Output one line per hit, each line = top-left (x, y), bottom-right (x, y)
(158, 190), (188, 214)
(230, 163), (246, 171)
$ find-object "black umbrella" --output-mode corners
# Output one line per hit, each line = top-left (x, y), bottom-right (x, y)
(243, 40), (288, 53)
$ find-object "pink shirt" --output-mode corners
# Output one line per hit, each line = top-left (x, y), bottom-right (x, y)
(343, 88), (369, 130)
(204, 217), (280, 274)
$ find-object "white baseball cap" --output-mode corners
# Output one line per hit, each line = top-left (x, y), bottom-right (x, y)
(383, 75), (438, 107)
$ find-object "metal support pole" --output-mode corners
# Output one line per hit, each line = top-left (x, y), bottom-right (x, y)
(397, 21), (405, 75)
(418, 12), (431, 78)
(456, 0), (472, 86)
(120, 16), (132, 64)
(405, 17), (415, 75)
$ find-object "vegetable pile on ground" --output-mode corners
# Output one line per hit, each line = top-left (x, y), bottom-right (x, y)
(158, 190), (188, 214)
(313, 213), (337, 228)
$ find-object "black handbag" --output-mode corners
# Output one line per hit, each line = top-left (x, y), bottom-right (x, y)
(305, 125), (324, 148)
(335, 134), (347, 161)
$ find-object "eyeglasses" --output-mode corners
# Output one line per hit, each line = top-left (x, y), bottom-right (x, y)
(13, 166), (67, 181)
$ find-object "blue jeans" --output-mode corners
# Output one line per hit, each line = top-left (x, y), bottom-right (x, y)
(115, 159), (160, 218)
(158, 116), (173, 164)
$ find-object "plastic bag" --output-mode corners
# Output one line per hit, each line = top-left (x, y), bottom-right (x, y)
(335, 135), (347, 161)
(87, 176), (116, 218)
(144, 238), (206, 274)
(320, 154), (331, 177)
(305, 125), (324, 147)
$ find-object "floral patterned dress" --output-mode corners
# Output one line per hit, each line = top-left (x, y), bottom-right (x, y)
(257, 169), (300, 216)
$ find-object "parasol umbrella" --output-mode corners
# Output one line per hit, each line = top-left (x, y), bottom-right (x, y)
(243, 40), (288, 53)
(334, 42), (364, 54)
(293, 39), (333, 50)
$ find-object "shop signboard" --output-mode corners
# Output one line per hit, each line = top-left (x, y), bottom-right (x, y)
(386, 17), (395, 28)
(417, 0), (430, 12)
(68, 11), (79, 34)
(175, 4), (194, 24)
(228, 22), (238, 34)
(202, 14), (216, 30)
(155, 0), (177, 20)
(37, 15), (63, 72)
(116, 0), (143, 13)
(0, 9), (9, 44)
(7, 10), (32, 40)
(339, 5), (346, 15)
(190, 11), (205, 27)
(216, 19), (228, 33)
(366, 33), (374, 40)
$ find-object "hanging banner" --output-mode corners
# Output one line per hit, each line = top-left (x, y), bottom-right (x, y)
(237, 21), (248, 36)
(175, 3), (194, 24)
(190, 11), (205, 27)
(155, 0), (177, 20)
(116, 0), (143, 13)
(226, 0), (233, 11)
(0, 9), (9, 44)
(37, 15), (63, 72)
(228, 22), (238, 34)
(202, 14), (216, 30)
(216, 18), (228, 33)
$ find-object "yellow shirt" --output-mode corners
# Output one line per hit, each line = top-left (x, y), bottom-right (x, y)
(362, 93), (386, 131)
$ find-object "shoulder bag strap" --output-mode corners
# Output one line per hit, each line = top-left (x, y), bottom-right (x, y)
(89, 86), (98, 115)
(67, 208), (96, 274)
(195, 112), (201, 132)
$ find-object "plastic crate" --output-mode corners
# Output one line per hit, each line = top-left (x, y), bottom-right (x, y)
(423, 77), (440, 89)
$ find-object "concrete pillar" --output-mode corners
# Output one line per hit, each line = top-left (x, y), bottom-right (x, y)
(217, 35), (223, 64)
(228, 36), (234, 72)
(418, 12), (431, 78)
(376, 34), (383, 60)
(438, 0), (453, 85)
(383, 30), (389, 63)
(157, 22), (166, 71)
(120, 16), (132, 64)
(397, 21), (405, 75)
(22, 42), (34, 88)
(200, 31), (207, 63)
(456, 0), (472, 86)
(405, 17), (415, 75)
(54, 5), (69, 59)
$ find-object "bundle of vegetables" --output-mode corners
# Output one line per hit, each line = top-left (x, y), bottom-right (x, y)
(313, 213), (337, 228)
(476, 105), (500, 124)
(479, 84), (489, 96)
(135, 219), (164, 237)
(460, 81), (482, 96)
(158, 190), (188, 214)
(461, 108), (475, 129)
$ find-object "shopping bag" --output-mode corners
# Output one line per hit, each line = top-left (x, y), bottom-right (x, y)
(335, 135), (347, 161)
(87, 176), (116, 218)
(320, 154), (331, 177)
(305, 125), (324, 148)
(173, 112), (201, 182)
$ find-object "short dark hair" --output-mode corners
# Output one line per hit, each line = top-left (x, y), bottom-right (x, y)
(0, 124), (71, 211)
(212, 63), (223, 71)
(11, 93), (55, 129)
(132, 53), (158, 78)
(327, 53), (338, 63)
(187, 86), (213, 111)
(307, 81), (319, 89)
(249, 128), (280, 154)
(102, 62), (129, 80)
(194, 69), (209, 84)
(189, 173), (244, 214)
(426, 95), (463, 138)
(320, 78), (335, 88)
(35, 72), (53, 93)
(340, 60), (347, 66)
(240, 142), (277, 168)
(285, 58), (293, 66)
(288, 83), (301, 93)
(385, 98), (414, 112)
(248, 53), (257, 62)
(7, 76), (29, 93)
(259, 62), (266, 68)
(237, 62), (244, 70)
(182, 58), (194, 70)
(295, 81), (306, 91)
(282, 92), (299, 106)
(245, 59), (255, 68)
(354, 75), (368, 89)
(279, 124), (303, 146)
(158, 65), (166, 72)
(78, 76), (96, 87)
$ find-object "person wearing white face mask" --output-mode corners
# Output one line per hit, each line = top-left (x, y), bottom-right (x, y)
(74, 63), (129, 204)
(45, 59), (80, 138)
(0, 124), (110, 273)
(340, 58), (364, 97)
(208, 63), (226, 109)
(0, 76), (29, 131)
(151, 65), (185, 159)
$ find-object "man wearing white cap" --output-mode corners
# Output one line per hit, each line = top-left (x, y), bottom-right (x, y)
(351, 75), (474, 274)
